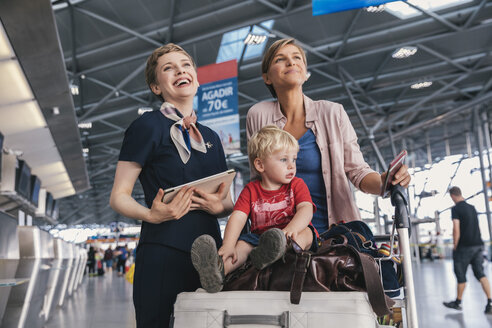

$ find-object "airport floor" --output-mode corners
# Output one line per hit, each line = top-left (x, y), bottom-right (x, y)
(44, 260), (492, 328)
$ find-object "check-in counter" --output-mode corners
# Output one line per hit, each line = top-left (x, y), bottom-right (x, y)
(70, 246), (81, 292)
(2, 226), (54, 328)
(66, 244), (81, 297)
(56, 242), (74, 307)
(43, 238), (71, 322)
(0, 212), (21, 324)
(75, 247), (87, 288)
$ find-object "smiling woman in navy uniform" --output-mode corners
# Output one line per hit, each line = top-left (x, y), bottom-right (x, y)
(110, 43), (233, 328)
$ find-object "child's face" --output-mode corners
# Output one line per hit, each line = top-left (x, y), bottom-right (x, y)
(256, 148), (297, 188)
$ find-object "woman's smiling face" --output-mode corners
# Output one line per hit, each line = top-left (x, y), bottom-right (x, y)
(263, 44), (307, 92)
(151, 51), (199, 104)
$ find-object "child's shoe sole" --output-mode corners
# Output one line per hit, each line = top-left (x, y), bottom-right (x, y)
(191, 235), (224, 293)
(250, 228), (286, 270)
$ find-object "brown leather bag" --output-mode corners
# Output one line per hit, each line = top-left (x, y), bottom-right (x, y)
(223, 238), (395, 317)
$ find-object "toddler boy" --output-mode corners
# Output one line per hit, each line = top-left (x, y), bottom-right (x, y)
(191, 125), (316, 293)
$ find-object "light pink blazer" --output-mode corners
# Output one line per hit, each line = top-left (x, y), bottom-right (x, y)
(246, 94), (375, 225)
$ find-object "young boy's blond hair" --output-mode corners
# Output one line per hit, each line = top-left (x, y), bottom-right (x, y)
(248, 125), (299, 175)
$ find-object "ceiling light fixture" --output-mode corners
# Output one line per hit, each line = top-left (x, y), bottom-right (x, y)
(82, 148), (89, 153)
(137, 107), (153, 115)
(411, 81), (432, 89)
(392, 46), (418, 59)
(364, 5), (385, 13)
(78, 122), (92, 129)
(243, 33), (267, 45)
(70, 82), (79, 95)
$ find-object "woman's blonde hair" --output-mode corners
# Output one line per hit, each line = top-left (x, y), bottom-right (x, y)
(261, 38), (307, 98)
(145, 43), (196, 101)
(248, 125), (299, 174)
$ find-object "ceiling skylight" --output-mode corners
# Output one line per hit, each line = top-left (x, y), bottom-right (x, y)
(216, 20), (274, 63)
(385, 0), (473, 20)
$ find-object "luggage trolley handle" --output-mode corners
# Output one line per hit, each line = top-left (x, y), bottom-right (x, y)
(390, 184), (410, 233)
(223, 310), (289, 327)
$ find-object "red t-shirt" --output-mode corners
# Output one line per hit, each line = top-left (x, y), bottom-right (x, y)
(233, 177), (316, 234)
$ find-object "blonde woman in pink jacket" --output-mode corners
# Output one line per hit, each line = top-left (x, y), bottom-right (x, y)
(246, 38), (411, 234)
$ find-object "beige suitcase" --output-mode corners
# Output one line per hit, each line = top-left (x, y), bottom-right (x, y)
(172, 290), (391, 328)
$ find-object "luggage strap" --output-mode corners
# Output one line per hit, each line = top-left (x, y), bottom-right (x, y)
(356, 251), (395, 316)
(290, 252), (310, 304)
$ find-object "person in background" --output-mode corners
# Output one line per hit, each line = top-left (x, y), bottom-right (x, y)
(109, 43), (233, 327)
(191, 126), (316, 293)
(95, 247), (105, 276)
(104, 246), (113, 272)
(246, 38), (411, 234)
(443, 186), (491, 314)
(87, 246), (96, 277)
(116, 245), (128, 277)
(435, 231), (444, 259)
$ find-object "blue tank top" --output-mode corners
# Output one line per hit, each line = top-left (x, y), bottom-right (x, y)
(296, 129), (329, 233)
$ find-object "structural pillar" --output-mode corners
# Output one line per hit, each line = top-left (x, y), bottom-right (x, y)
(474, 108), (492, 255)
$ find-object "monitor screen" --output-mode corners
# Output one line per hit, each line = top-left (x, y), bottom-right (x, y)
(0, 131), (4, 180)
(51, 200), (59, 221)
(15, 159), (31, 200)
(45, 192), (54, 217)
(30, 175), (41, 207)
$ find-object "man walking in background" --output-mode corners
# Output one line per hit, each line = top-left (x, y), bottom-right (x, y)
(443, 186), (492, 314)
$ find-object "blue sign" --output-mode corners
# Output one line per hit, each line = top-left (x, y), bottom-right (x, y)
(312, 0), (401, 16)
(197, 77), (238, 120)
(197, 77), (240, 155)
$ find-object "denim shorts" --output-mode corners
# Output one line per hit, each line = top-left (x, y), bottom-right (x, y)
(238, 232), (261, 246)
(238, 226), (319, 252)
(453, 245), (485, 283)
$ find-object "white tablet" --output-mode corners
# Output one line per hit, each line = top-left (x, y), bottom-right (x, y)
(162, 169), (236, 204)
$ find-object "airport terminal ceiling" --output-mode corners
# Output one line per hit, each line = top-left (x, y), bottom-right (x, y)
(38, 0), (492, 225)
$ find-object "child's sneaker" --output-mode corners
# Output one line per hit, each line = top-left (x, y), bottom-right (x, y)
(250, 228), (286, 270)
(191, 235), (224, 293)
(485, 303), (492, 314)
(443, 300), (462, 310)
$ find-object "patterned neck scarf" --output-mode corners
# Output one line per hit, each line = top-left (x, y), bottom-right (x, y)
(160, 102), (207, 164)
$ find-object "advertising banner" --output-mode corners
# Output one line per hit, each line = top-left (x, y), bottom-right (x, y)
(197, 60), (240, 155)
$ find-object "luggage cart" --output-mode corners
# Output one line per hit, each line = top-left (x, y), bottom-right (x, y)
(388, 185), (418, 328)
(172, 185), (419, 328)
(375, 184), (419, 328)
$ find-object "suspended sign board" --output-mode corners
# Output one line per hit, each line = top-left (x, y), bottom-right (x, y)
(312, 0), (402, 15)
(197, 60), (240, 155)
